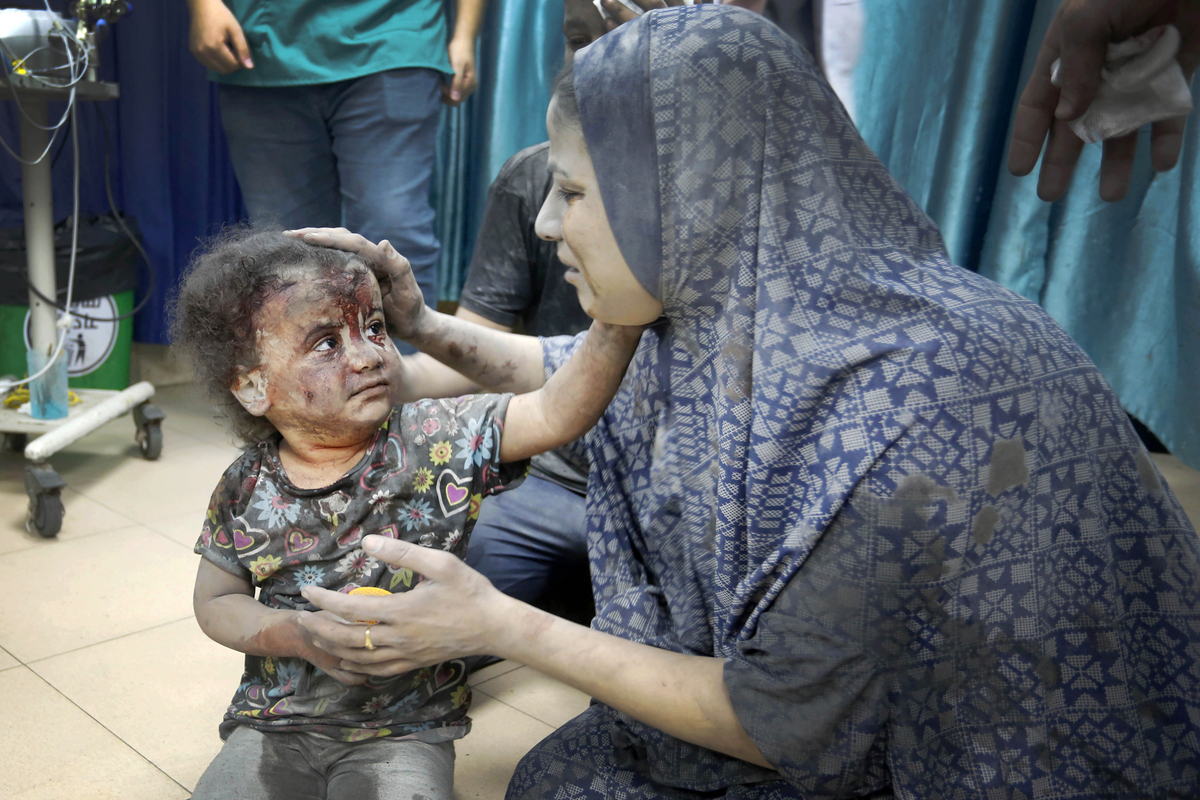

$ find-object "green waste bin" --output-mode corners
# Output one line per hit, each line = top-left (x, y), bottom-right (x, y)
(0, 290), (133, 390)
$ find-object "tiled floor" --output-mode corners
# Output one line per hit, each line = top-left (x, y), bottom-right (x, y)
(0, 385), (589, 799)
(1, 385), (1198, 799)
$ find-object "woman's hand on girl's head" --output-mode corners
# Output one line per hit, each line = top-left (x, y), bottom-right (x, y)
(286, 228), (428, 340)
(298, 536), (509, 676)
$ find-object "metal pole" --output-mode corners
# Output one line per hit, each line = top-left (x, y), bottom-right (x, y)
(20, 99), (58, 358)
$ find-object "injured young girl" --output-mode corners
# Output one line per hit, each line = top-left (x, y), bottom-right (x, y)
(171, 227), (642, 800)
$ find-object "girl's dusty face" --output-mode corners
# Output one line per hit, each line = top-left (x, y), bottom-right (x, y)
(232, 264), (399, 446)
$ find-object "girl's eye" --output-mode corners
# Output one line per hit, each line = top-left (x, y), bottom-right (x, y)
(314, 336), (338, 352)
(557, 187), (581, 204)
(368, 320), (386, 337)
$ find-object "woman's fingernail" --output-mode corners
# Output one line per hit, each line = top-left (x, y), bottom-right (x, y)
(1055, 97), (1074, 119)
(244, 58), (254, 68)
(363, 535), (381, 553)
(452, 91), (461, 101)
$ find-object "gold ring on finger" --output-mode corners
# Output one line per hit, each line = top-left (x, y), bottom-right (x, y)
(364, 626), (376, 651)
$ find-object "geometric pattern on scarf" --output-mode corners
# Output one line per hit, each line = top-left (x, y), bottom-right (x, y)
(512, 7), (1200, 798)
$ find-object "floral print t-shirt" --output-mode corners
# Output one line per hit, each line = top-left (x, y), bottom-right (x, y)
(195, 394), (527, 743)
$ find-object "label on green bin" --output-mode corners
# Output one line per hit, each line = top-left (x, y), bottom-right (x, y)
(23, 295), (120, 376)
(0, 291), (132, 391)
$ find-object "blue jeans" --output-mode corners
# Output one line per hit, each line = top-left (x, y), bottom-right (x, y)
(466, 475), (590, 612)
(217, 69), (442, 321)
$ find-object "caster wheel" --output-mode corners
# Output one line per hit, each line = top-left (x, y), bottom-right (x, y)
(30, 493), (63, 538)
(138, 423), (162, 460)
(133, 402), (165, 461)
(24, 464), (65, 538)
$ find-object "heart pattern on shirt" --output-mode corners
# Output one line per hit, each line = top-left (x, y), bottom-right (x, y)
(437, 469), (472, 517)
(285, 528), (318, 557)
(232, 526), (269, 558)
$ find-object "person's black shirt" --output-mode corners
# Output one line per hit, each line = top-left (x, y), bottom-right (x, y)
(459, 142), (593, 494)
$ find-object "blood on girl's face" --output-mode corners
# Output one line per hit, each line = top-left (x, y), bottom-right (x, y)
(252, 264), (400, 446)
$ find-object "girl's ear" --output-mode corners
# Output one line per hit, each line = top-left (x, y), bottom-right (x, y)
(231, 367), (271, 417)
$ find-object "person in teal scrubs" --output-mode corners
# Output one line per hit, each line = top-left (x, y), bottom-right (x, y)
(185, 0), (486, 332)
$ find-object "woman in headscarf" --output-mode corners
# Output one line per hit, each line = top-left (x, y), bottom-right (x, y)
(293, 5), (1200, 798)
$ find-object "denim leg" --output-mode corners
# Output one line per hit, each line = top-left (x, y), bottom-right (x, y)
(217, 84), (341, 229)
(326, 69), (442, 309)
(465, 475), (590, 605)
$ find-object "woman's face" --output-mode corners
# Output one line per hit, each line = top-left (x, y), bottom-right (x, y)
(536, 98), (663, 325)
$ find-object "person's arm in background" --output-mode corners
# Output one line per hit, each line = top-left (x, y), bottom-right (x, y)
(1008, 0), (1200, 202)
(444, 0), (488, 105)
(186, 0), (254, 74)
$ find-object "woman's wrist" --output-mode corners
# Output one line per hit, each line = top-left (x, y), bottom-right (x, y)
(403, 305), (445, 348)
(591, 321), (646, 349)
(483, 591), (558, 664)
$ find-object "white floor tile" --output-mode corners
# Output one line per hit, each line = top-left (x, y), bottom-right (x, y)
(0, 666), (190, 799)
(474, 665), (591, 728)
(455, 690), (556, 799)
(33, 617), (245, 791)
(0, 525), (196, 662)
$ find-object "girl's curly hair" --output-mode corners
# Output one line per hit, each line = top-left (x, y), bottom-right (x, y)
(169, 226), (369, 445)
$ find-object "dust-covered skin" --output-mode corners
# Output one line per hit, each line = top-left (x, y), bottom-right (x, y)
(231, 263), (400, 489)
(535, 98), (663, 326)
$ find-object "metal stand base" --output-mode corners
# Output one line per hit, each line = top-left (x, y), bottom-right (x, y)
(1, 385), (166, 538)
(0, 71), (158, 538)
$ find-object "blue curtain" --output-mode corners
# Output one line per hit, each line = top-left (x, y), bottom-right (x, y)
(853, 0), (1200, 469)
(0, 2), (245, 346)
(0, 0), (564, 342)
(434, 0), (565, 302)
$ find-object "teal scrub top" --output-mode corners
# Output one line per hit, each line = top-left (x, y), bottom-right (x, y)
(213, 0), (452, 87)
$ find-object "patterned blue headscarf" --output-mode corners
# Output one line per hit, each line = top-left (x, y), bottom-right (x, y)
(519, 6), (1200, 799)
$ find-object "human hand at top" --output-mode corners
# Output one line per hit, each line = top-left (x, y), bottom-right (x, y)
(187, 0), (253, 74)
(443, 36), (479, 106)
(1009, 0), (1200, 202)
(598, 0), (690, 31)
(287, 228), (428, 340)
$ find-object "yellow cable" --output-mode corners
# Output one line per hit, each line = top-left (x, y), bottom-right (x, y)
(3, 386), (82, 410)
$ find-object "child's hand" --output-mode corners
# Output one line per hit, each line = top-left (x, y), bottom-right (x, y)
(287, 228), (428, 340)
(292, 610), (371, 685)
